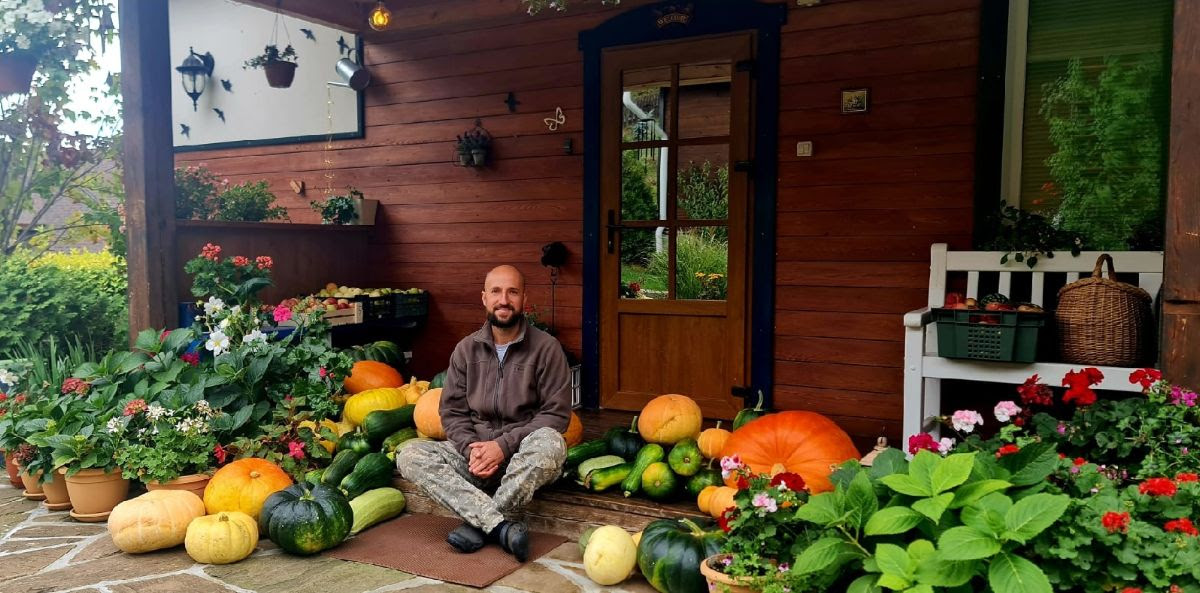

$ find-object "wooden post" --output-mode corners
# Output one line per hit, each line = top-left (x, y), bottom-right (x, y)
(1164, 0), (1200, 386)
(120, 0), (178, 337)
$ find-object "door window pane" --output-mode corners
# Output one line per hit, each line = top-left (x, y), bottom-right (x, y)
(622, 148), (663, 222)
(678, 60), (731, 139)
(676, 143), (729, 222)
(622, 66), (671, 142)
(620, 227), (667, 300)
(674, 226), (727, 301)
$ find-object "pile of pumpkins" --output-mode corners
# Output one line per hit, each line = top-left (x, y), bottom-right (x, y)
(580, 518), (724, 593)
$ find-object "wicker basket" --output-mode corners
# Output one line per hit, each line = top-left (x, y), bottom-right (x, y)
(1055, 254), (1154, 366)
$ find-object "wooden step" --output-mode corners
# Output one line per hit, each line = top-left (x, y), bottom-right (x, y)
(393, 477), (708, 540)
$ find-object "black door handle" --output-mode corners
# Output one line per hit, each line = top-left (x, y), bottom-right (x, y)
(606, 209), (630, 254)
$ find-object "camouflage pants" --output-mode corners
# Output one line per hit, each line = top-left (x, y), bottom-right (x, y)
(395, 427), (566, 533)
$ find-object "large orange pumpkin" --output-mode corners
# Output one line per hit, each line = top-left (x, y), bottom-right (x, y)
(563, 412), (584, 447)
(697, 421), (731, 460)
(413, 388), (445, 439)
(718, 411), (859, 494)
(343, 361), (405, 394)
(203, 458), (293, 520)
(637, 394), (702, 444)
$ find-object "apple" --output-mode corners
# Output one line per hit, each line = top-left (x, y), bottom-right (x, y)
(336, 302), (350, 310)
(948, 303), (969, 310)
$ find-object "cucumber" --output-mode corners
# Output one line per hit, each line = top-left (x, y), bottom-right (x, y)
(565, 439), (609, 468)
(380, 427), (419, 453)
(586, 462), (633, 492)
(621, 443), (665, 497)
(362, 405), (416, 447)
(304, 468), (324, 487)
(340, 452), (395, 499)
(577, 455), (626, 482)
(348, 487), (407, 535)
(322, 449), (363, 487)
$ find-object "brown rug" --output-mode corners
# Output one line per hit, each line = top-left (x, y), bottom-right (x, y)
(326, 513), (568, 588)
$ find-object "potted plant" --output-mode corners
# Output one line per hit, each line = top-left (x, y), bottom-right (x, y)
(311, 188), (376, 225)
(455, 128), (491, 167)
(0, 1), (110, 94)
(244, 44), (299, 89)
(110, 390), (218, 499)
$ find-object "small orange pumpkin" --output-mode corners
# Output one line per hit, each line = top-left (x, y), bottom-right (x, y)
(707, 486), (738, 519)
(638, 394), (702, 445)
(203, 458), (293, 520)
(697, 421), (731, 460)
(696, 484), (719, 515)
(563, 412), (584, 447)
(414, 388), (445, 439)
(718, 411), (859, 494)
(343, 361), (405, 394)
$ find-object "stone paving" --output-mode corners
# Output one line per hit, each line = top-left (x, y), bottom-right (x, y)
(0, 484), (659, 593)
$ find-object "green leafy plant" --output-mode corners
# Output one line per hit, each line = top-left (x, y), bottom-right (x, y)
(111, 395), (218, 484)
(647, 229), (727, 300)
(619, 150), (660, 266)
(677, 160), (729, 241)
(1041, 55), (1168, 251)
(183, 243), (273, 307)
(219, 393), (335, 480)
(243, 44), (297, 69)
(175, 165), (227, 220)
(211, 181), (288, 222)
(982, 200), (1083, 268)
(455, 129), (491, 153)
(310, 188), (363, 225)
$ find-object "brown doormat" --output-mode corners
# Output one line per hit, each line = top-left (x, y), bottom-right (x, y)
(325, 513), (568, 588)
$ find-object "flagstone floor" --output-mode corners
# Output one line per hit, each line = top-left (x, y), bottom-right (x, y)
(0, 484), (659, 593)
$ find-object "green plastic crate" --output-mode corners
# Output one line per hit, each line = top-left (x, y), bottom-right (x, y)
(933, 308), (1046, 363)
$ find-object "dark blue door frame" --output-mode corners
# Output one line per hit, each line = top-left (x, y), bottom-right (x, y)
(578, 0), (786, 412)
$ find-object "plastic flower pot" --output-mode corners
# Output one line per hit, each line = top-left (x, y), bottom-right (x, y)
(0, 51), (38, 95)
(263, 60), (297, 88)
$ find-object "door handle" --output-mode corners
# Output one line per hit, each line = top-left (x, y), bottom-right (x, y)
(606, 209), (629, 254)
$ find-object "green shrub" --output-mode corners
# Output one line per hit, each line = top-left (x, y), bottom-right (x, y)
(647, 229), (727, 300)
(620, 151), (660, 266)
(0, 250), (128, 356)
(212, 180), (288, 222)
(175, 165), (225, 220)
(677, 161), (729, 220)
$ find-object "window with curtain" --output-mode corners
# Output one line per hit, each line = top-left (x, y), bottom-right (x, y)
(1005, 0), (1172, 251)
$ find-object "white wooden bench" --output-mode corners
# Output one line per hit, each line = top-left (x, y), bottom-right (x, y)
(902, 243), (1163, 440)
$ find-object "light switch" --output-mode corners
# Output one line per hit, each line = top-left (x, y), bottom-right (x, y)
(795, 141), (813, 157)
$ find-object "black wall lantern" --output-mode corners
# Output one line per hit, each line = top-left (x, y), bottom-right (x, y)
(175, 47), (215, 111)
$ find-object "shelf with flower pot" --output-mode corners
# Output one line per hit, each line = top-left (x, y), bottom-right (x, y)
(311, 187), (377, 226)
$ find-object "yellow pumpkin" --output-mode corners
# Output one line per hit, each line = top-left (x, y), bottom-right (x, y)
(203, 458), (293, 520)
(583, 525), (638, 585)
(707, 486), (738, 519)
(696, 484), (719, 515)
(185, 511), (259, 565)
(299, 419), (342, 454)
(107, 490), (206, 553)
(697, 421), (731, 460)
(343, 387), (407, 426)
(563, 412), (584, 447)
(637, 394), (703, 445)
(414, 388), (445, 439)
(399, 377), (432, 405)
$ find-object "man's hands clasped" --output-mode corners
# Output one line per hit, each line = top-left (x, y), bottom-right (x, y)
(468, 441), (505, 478)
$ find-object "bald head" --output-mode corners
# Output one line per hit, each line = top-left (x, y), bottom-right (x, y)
(482, 265), (526, 329)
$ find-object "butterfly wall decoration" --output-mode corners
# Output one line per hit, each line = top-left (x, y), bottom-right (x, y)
(544, 107), (565, 131)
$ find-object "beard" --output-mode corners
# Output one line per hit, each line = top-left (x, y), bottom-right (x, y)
(488, 307), (523, 329)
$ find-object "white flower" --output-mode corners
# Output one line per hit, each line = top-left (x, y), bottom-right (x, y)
(205, 330), (230, 356)
(218, 318), (230, 330)
(937, 438), (956, 455)
(195, 400), (212, 416)
(0, 368), (18, 386)
(993, 401), (1022, 423)
(950, 410), (984, 433)
(202, 296), (226, 316)
(106, 417), (122, 434)
(242, 329), (267, 344)
(146, 404), (167, 421)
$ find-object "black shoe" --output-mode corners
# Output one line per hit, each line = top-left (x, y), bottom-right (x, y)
(492, 520), (529, 562)
(447, 523), (486, 553)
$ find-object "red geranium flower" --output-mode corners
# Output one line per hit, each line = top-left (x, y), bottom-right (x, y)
(232, 255), (250, 267)
(1121, 588), (1142, 593)
(1165, 518), (1199, 536)
(717, 507), (737, 533)
(213, 443), (228, 464)
(1017, 374), (1054, 407)
(200, 243), (221, 261)
(255, 255), (274, 270)
(1139, 477), (1178, 497)
(122, 399), (148, 417)
(1129, 368), (1162, 390)
(907, 433), (939, 455)
(770, 472), (807, 492)
(181, 352), (200, 367)
(1073, 457), (1087, 466)
(287, 440), (306, 460)
(995, 444), (1020, 459)
(736, 475), (750, 490)
(1102, 511), (1130, 534)
(1062, 368), (1103, 406)
(1177, 473), (1200, 483)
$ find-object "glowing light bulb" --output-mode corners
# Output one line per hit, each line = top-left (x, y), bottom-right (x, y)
(368, 1), (392, 31)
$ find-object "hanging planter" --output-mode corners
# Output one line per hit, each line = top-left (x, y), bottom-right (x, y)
(0, 50), (38, 95)
(245, 45), (299, 89)
(454, 121), (492, 168)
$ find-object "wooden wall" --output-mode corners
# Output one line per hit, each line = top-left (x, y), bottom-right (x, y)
(176, 0), (982, 445)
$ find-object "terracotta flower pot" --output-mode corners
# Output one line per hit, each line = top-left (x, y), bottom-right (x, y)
(3, 450), (24, 489)
(62, 468), (129, 521)
(18, 468), (44, 500)
(41, 469), (72, 511)
(263, 60), (297, 88)
(0, 50), (38, 95)
(699, 554), (763, 593)
(146, 473), (211, 500)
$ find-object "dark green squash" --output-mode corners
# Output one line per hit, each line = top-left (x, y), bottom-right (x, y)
(349, 340), (404, 368)
(605, 416), (646, 460)
(337, 431), (372, 455)
(258, 483), (352, 556)
(339, 452), (395, 499)
(430, 369), (447, 389)
(637, 517), (725, 593)
(685, 468), (723, 497)
(322, 449), (362, 488)
(732, 390), (770, 430)
(667, 439), (702, 477)
(362, 405), (416, 447)
(640, 461), (678, 501)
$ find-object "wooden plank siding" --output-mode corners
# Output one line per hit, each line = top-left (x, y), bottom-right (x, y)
(176, 0), (981, 445)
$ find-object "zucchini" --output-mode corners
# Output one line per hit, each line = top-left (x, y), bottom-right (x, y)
(337, 432), (372, 455)
(577, 455), (625, 482)
(340, 452), (395, 499)
(362, 405), (416, 447)
(621, 443), (665, 497)
(304, 468), (324, 487)
(586, 462), (633, 492)
(322, 449), (363, 487)
(380, 427), (419, 453)
(565, 439), (609, 468)
(349, 487), (407, 535)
